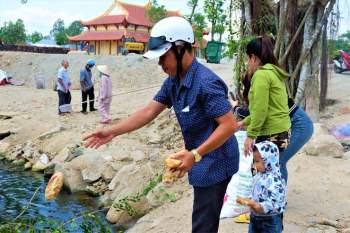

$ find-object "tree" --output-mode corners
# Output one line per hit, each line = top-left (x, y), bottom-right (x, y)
(66, 20), (83, 36)
(214, 15), (226, 42)
(187, 0), (199, 23)
(50, 19), (68, 45)
(192, 13), (208, 57)
(146, 0), (167, 24)
(204, 0), (224, 41)
(0, 19), (26, 44)
(233, 0), (337, 120)
(28, 31), (43, 43)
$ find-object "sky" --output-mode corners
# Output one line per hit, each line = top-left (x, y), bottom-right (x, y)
(0, 0), (192, 36)
(0, 0), (349, 37)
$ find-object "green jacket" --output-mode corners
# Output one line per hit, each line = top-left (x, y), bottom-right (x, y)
(243, 64), (291, 138)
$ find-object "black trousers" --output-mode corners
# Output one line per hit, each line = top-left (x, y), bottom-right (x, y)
(81, 86), (95, 111)
(192, 178), (230, 233)
(58, 90), (71, 113)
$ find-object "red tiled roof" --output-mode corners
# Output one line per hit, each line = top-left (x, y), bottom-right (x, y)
(119, 2), (152, 27)
(82, 15), (125, 26)
(125, 31), (149, 43)
(69, 31), (149, 43)
(69, 31), (124, 41)
(81, 1), (182, 27)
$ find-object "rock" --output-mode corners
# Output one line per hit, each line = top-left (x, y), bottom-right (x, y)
(86, 179), (108, 196)
(24, 161), (32, 170)
(306, 227), (322, 233)
(38, 126), (66, 140)
(101, 165), (116, 183)
(108, 164), (137, 191)
(109, 163), (155, 202)
(52, 145), (83, 164)
(344, 151), (350, 159)
(133, 150), (147, 162)
(82, 167), (101, 183)
(32, 154), (49, 172)
(304, 132), (344, 158)
(69, 152), (103, 171)
(55, 163), (86, 193)
(0, 142), (10, 153)
(112, 152), (133, 162)
(106, 196), (151, 224)
(146, 183), (180, 208)
(12, 158), (26, 166)
(44, 163), (56, 177)
(39, 154), (49, 164)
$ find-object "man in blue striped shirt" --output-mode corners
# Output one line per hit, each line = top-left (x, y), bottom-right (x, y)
(84, 17), (239, 233)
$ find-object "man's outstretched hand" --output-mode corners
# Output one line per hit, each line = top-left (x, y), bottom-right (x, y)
(83, 128), (115, 149)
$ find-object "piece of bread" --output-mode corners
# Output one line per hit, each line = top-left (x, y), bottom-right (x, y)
(164, 157), (182, 169)
(162, 168), (179, 185)
(45, 172), (64, 201)
(236, 197), (250, 206)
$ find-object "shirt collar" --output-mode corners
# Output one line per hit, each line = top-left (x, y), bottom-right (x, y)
(170, 58), (199, 89)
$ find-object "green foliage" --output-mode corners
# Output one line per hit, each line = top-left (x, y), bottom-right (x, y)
(27, 31), (43, 43)
(0, 212), (112, 233)
(0, 19), (26, 44)
(328, 31), (350, 59)
(66, 20), (83, 37)
(192, 13), (207, 53)
(50, 19), (68, 45)
(204, 0), (225, 41)
(113, 174), (162, 216)
(146, 0), (167, 24)
(214, 15), (226, 42)
(187, 0), (199, 23)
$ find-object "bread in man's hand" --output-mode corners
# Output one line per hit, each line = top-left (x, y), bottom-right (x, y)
(164, 157), (181, 169)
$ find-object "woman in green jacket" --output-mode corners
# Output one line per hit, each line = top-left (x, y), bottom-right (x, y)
(240, 36), (291, 156)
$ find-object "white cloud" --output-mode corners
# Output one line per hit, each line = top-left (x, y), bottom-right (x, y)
(0, 6), (83, 35)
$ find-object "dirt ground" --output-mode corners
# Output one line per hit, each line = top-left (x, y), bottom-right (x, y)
(1, 51), (350, 233)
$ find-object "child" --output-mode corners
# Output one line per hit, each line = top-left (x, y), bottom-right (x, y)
(240, 141), (286, 233)
(96, 65), (112, 124)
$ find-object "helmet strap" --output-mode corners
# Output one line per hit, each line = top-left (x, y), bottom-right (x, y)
(171, 42), (186, 79)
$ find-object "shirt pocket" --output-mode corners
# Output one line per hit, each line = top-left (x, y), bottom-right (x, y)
(177, 104), (207, 134)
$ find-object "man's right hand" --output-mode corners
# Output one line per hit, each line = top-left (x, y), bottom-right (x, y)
(83, 128), (115, 149)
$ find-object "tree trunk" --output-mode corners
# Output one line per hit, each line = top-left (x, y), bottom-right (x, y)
(305, 74), (320, 122)
(320, 20), (328, 111)
(188, 0), (199, 23)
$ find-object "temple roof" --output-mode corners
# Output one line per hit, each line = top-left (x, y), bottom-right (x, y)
(81, 0), (181, 27)
(69, 31), (149, 42)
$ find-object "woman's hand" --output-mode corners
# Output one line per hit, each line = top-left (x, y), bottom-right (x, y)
(83, 128), (115, 149)
(237, 121), (245, 130)
(244, 136), (254, 156)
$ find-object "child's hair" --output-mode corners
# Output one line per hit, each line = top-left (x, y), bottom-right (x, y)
(246, 36), (278, 66)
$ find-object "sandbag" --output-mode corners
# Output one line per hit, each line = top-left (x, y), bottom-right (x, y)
(45, 172), (64, 201)
(220, 131), (253, 218)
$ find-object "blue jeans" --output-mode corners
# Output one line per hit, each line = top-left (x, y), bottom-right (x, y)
(249, 214), (283, 233)
(280, 107), (313, 182)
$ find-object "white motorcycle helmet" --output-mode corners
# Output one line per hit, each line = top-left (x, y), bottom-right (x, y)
(143, 16), (194, 59)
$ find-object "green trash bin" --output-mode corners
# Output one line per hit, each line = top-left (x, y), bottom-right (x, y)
(206, 41), (224, 64)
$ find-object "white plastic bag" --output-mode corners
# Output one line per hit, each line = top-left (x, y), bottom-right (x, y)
(220, 131), (253, 218)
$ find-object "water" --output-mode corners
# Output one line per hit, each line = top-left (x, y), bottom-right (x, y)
(0, 160), (115, 232)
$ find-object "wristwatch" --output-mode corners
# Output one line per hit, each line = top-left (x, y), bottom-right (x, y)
(191, 149), (202, 162)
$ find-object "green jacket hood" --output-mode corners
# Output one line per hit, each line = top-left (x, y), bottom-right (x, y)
(258, 63), (289, 81)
